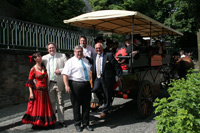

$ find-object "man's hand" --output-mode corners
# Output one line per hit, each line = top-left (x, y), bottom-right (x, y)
(118, 77), (123, 82)
(132, 51), (138, 57)
(65, 85), (71, 93)
(116, 58), (125, 64)
(55, 69), (61, 75)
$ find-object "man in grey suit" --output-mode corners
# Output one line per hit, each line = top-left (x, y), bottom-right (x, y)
(42, 42), (67, 127)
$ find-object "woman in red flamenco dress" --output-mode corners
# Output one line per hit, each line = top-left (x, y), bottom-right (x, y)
(22, 52), (56, 129)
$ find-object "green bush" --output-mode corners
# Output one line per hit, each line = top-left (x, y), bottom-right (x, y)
(153, 70), (200, 133)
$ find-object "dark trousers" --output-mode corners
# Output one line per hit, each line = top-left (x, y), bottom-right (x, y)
(69, 80), (91, 126)
(93, 78), (113, 113)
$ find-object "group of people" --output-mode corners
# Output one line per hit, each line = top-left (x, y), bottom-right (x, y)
(22, 34), (172, 131)
(22, 36), (122, 132)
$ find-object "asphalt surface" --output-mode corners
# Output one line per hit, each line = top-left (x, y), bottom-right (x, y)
(0, 91), (167, 133)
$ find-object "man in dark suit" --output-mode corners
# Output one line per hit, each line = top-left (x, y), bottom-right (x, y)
(92, 42), (122, 118)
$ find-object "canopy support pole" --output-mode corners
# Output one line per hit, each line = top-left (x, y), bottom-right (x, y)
(112, 31), (114, 40)
(162, 27), (164, 41)
(150, 22), (152, 46)
(93, 27), (96, 38)
(93, 27), (96, 46)
(130, 15), (135, 73)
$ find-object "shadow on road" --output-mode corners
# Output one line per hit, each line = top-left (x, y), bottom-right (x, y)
(90, 99), (156, 129)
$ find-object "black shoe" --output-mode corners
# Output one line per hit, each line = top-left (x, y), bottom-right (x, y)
(47, 124), (55, 129)
(31, 125), (41, 130)
(84, 125), (94, 131)
(75, 125), (83, 132)
(59, 122), (67, 127)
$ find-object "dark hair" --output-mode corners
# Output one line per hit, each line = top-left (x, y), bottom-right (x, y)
(80, 36), (87, 41)
(155, 40), (161, 45)
(31, 52), (46, 70)
(47, 42), (56, 49)
(94, 36), (105, 44)
(126, 34), (142, 41)
(32, 52), (41, 62)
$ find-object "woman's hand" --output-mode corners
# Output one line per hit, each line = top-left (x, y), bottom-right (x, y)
(30, 93), (34, 100)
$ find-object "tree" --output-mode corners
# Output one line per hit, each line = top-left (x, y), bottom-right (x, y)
(89, 0), (199, 33)
(89, 0), (200, 49)
(7, 0), (86, 29)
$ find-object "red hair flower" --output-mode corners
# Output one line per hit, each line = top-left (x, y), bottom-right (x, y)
(28, 55), (33, 63)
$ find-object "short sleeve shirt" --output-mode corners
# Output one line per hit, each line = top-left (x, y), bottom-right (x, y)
(62, 56), (91, 81)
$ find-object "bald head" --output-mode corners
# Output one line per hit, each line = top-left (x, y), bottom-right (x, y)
(95, 43), (104, 55)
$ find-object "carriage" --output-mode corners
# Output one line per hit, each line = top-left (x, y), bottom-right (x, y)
(63, 10), (184, 118)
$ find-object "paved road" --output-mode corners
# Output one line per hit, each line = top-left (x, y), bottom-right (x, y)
(1, 96), (158, 133)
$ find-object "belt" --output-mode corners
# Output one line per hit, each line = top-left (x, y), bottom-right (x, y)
(69, 80), (89, 84)
(97, 76), (103, 79)
(50, 80), (57, 83)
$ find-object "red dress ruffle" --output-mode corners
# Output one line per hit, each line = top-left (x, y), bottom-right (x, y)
(22, 67), (56, 126)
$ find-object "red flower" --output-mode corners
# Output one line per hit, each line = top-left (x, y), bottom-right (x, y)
(28, 55), (33, 63)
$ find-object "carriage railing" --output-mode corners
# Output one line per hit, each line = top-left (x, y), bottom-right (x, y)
(117, 54), (171, 67)
(0, 16), (94, 52)
(117, 54), (171, 84)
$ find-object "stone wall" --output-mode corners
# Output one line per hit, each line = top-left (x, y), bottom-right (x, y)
(0, 49), (71, 109)
(0, 49), (41, 108)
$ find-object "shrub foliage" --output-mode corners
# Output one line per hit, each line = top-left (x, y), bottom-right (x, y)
(154, 71), (200, 133)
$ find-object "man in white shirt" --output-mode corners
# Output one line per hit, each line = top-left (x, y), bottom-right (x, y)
(79, 36), (96, 58)
(79, 36), (95, 89)
(62, 45), (94, 132)
(42, 42), (67, 127)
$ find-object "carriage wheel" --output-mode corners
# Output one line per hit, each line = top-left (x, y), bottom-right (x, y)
(137, 80), (153, 118)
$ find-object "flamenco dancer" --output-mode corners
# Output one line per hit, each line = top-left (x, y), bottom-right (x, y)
(22, 52), (56, 129)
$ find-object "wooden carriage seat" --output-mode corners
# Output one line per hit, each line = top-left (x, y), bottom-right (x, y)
(151, 55), (162, 66)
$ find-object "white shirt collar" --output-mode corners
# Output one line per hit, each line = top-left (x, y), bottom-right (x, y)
(74, 56), (85, 62)
(49, 53), (56, 58)
(80, 44), (87, 49)
(97, 52), (103, 57)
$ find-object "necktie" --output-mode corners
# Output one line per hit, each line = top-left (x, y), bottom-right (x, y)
(97, 54), (101, 78)
(50, 56), (54, 80)
(80, 59), (88, 80)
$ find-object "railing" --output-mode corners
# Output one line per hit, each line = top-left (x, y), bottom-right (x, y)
(0, 16), (94, 52)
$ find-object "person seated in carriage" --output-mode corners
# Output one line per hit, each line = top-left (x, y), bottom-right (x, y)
(104, 38), (114, 53)
(153, 40), (163, 55)
(112, 41), (119, 54)
(161, 41), (167, 55)
(94, 36), (105, 44)
(151, 40), (167, 56)
(126, 34), (144, 57)
(115, 34), (143, 72)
